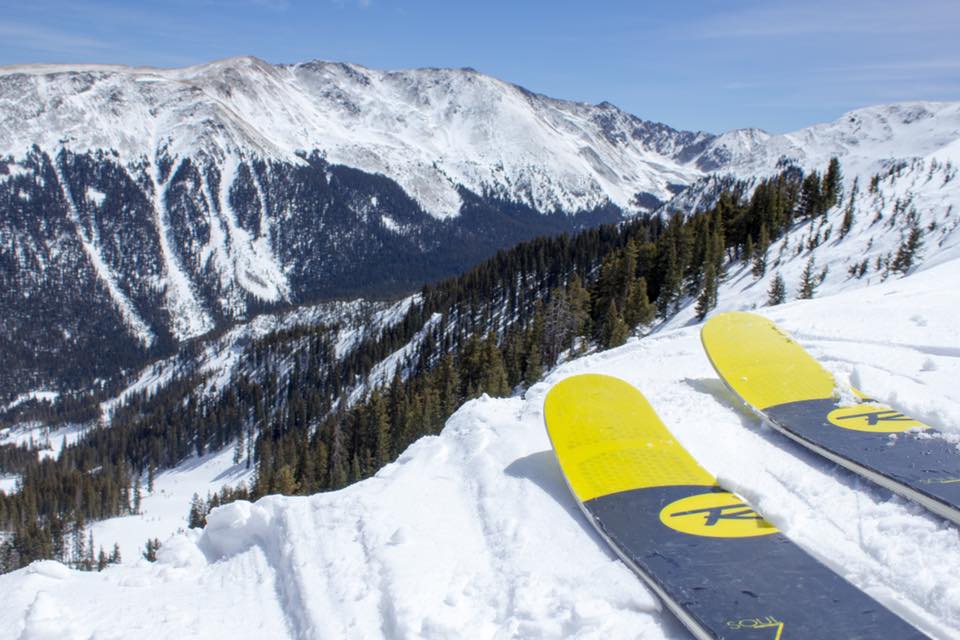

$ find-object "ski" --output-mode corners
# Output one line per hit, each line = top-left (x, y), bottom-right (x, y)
(543, 373), (923, 639)
(701, 311), (960, 527)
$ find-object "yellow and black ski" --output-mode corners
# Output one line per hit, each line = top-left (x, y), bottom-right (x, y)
(702, 311), (960, 527)
(544, 374), (924, 639)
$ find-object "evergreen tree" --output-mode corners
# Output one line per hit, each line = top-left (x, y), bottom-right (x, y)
(132, 477), (142, 514)
(480, 331), (510, 395)
(188, 493), (207, 528)
(566, 275), (591, 338)
(142, 538), (160, 562)
(799, 172), (823, 219)
(695, 262), (718, 321)
(892, 221), (924, 274)
(798, 257), (819, 299)
(542, 288), (574, 368)
(751, 224), (770, 278)
(657, 241), (680, 317)
(767, 273), (787, 306)
(601, 300), (629, 349)
(273, 465), (299, 495)
(623, 277), (655, 328)
(823, 157), (843, 210)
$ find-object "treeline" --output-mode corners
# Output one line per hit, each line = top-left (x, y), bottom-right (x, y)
(2, 160), (841, 570)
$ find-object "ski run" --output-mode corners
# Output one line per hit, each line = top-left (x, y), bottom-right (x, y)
(1, 237), (959, 638)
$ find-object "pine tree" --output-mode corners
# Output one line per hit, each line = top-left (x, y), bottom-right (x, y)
(188, 493), (207, 528)
(368, 393), (391, 469)
(132, 477), (142, 514)
(110, 542), (121, 565)
(601, 300), (629, 348)
(657, 242), (680, 317)
(695, 262), (718, 321)
(798, 257), (819, 299)
(767, 273), (787, 305)
(142, 538), (160, 562)
(273, 465), (299, 495)
(566, 274), (591, 338)
(799, 172), (823, 219)
(543, 289), (576, 368)
(751, 224), (769, 278)
(892, 221), (924, 274)
(623, 277), (655, 328)
(480, 331), (510, 395)
(97, 546), (108, 571)
(823, 157), (843, 210)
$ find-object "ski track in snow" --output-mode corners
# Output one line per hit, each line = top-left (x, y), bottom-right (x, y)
(3, 258), (960, 638)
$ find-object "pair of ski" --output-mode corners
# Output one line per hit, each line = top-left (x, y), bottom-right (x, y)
(544, 311), (959, 639)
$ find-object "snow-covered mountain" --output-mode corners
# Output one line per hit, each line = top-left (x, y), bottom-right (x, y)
(0, 57), (714, 218)
(0, 56), (719, 402)
(2, 54), (959, 404)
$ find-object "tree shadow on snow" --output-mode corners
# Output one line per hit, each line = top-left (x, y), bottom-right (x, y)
(503, 450), (617, 561)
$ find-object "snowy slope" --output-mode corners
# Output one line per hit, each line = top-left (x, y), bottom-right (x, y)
(3, 253), (959, 639)
(698, 101), (960, 180)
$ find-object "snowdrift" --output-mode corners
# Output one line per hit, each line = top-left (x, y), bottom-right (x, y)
(2, 254), (960, 639)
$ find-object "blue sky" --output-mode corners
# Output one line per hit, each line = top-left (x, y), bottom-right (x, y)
(0, 0), (957, 133)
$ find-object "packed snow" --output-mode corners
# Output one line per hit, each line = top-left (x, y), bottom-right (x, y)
(2, 248), (959, 638)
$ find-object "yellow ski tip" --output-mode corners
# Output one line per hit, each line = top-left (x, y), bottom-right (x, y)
(701, 312), (837, 410)
(544, 374), (714, 503)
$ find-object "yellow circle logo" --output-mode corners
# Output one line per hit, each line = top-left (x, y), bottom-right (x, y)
(826, 404), (928, 433)
(660, 492), (779, 538)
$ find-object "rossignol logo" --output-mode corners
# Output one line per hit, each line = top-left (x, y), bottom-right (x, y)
(726, 616), (785, 639)
(659, 491), (778, 538)
(826, 404), (928, 433)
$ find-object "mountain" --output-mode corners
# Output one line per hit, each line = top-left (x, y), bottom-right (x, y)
(2, 55), (959, 404)
(0, 56), (722, 402)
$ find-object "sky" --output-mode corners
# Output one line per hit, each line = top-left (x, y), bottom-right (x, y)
(0, 0), (957, 134)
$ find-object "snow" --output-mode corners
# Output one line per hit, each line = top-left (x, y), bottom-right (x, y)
(144, 159), (215, 340)
(0, 475), (18, 494)
(0, 422), (89, 461)
(2, 391), (59, 413)
(84, 187), (106, 207)
(90, 447), (255, 570)
(3, 254), (960, 638)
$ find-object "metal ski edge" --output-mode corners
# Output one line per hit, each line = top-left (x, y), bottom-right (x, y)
(541, 408), (715, 640)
